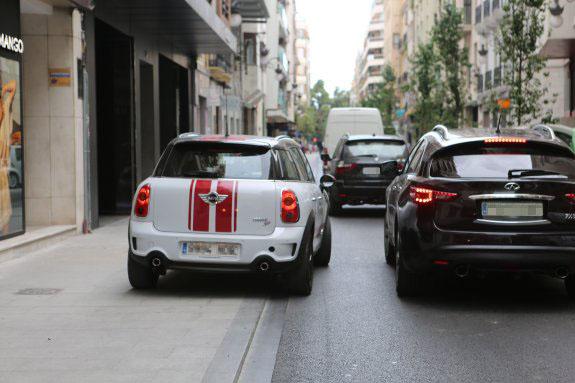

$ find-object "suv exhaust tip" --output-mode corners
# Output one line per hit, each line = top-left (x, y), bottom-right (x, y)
(454, 265), (470, 278)
(555, 267), (570, 279)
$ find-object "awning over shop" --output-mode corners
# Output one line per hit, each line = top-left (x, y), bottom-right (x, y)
(232, 0), (269, 19)
(92, 0), (237, 54)
(267, 109), (293, 124)
(244, 90), (264, 108)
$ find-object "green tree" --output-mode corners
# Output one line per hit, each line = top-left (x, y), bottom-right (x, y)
(332, 87), (351, 108)
(310, 80), (331, 136)
(361, 64), (398, 134)
(410, 42), (443, 136)
(295, 106), (317, 136)
(496, 0), (554, 125)
(432, 2), (469, 128)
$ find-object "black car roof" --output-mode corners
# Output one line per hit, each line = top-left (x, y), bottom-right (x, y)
(424, 125), (569, 149)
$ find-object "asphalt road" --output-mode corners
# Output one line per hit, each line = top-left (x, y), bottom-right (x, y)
(272, 156), (575, 383)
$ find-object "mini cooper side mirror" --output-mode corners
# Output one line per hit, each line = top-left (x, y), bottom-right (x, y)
(320, 174), (336, 190)
(320, 153), (331, 162)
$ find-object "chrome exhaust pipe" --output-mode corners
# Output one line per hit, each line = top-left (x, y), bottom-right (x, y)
(258, 262), (270, 272)
(555, 267), (570, 279)
(151, 258), (162, 267)
(455, 265), (470, 278)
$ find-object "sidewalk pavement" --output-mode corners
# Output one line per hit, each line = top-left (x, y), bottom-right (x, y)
(0, 217), (272, 383)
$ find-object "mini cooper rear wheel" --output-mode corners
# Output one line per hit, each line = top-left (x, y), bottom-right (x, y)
(395, 233), (419, 298)
(314, 217), (332, 267)
(287, 232), (314, 296)
(565, 275), (575, 300)
(128, 252), (159, 289)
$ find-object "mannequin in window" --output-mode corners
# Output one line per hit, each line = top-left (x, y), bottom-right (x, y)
(0, 70), (17, 235)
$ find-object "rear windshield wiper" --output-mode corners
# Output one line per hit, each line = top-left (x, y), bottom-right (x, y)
(508, 169), (567, 179)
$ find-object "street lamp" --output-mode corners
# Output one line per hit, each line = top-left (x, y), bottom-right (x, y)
(549, 0), (565, 28)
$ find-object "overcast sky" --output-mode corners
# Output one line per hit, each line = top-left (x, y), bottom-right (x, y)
(297, 0), (373, 95)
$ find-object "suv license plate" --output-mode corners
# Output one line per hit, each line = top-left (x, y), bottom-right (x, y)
(362, 167), (380, 175)
(182, 242), (240, 257)
(481, 201), (543, 219)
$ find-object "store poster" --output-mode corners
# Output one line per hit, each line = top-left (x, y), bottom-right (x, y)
(0, 0), (24, 240)
(0, 57), (23, 238)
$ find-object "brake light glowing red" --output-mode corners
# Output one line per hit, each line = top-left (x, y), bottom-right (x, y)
(409, 186), (458, 205)
(335, 163), (357, 176)
(484, 137), (527, 144)
(281, 190), (300, 223)
(566, 193), (575, 201)
(134, 184), (151, 217)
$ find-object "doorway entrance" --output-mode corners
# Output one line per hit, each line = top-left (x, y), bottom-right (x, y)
(159, 55), (189, 151)
(95, 19), (135, 215)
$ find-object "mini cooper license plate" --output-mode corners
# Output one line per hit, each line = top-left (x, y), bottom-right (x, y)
(182, 242), (240, 257)
(362, 167), (380, 175)
(481, 201), (543, 219)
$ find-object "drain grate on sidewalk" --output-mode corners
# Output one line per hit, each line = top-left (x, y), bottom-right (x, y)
(15, 288), (62, 295)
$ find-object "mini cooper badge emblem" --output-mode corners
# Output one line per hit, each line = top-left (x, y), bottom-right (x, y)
(504, 182), (521, 192)
(199, 192), (228, 205)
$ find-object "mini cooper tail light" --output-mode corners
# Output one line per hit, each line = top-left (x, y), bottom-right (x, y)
(134, 184), (151, 217)
(281, 190), (300, 223)
(484, 137), (527, 144)
(409, 186), (458, 205)
(335, 161), (358, 176)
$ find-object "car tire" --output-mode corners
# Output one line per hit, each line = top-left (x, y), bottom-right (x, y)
(128, 252), (159, 289)
(9, 173), (18, 189)
(395, 233), (419, 298)
(314, 217), (332, 267)
(384, 227), (395, 266)
(565, 275), (575, 300)
(286, 232), (314, 296)
(329, 199), (343, 216)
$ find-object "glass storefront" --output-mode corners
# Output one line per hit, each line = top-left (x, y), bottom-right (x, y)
(0, 0), (24, 240)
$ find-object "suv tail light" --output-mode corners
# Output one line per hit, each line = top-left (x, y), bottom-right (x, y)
(134, 184), (151, 217)
(281, 190), (300, 223)
(566, 193), (575, 202)
(410, 186), (458, 205)
(336, 161), (357, 176)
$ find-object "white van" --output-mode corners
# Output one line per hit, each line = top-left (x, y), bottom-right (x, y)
(323, 108), (384, 156)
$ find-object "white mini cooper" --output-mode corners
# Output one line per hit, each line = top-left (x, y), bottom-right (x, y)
(128, 134), (334, 295)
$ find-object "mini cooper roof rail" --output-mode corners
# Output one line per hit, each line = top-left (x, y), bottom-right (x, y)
(276, 135), (291, 140)
(532, 124), (556, 140)
(432, 125), (450, 140)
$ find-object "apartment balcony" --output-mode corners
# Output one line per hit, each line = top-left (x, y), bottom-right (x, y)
(208, 55), (232, 85)
(475, 0), (505, 34)
(232, 0), (269, 19)
(92, 0), (238, 54)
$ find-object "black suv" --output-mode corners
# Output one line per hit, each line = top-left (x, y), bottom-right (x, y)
(322, 135), (408, 213)
(385, 125), (575, 298)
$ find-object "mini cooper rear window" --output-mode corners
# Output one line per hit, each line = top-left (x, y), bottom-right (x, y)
(430, 146), (575, 179)
(160, 143), (272, 180)
(344, 140), (406, 160)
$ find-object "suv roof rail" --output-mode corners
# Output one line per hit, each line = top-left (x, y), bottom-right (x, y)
(532, 124), (556, 140)
(432, 125), (450, 140)
(275, 135), (291, 140)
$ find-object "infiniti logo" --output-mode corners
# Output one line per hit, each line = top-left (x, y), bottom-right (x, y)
(504, 182), (521, 192)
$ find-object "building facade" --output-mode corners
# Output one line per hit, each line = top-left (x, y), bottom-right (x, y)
(295, 18), (311, 109)
(352, 0), (385, 104)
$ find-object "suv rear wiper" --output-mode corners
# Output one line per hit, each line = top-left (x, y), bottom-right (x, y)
(508, 169), (567, 179)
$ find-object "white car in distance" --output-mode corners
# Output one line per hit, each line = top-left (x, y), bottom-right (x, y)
(128, 134), (334, 295)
